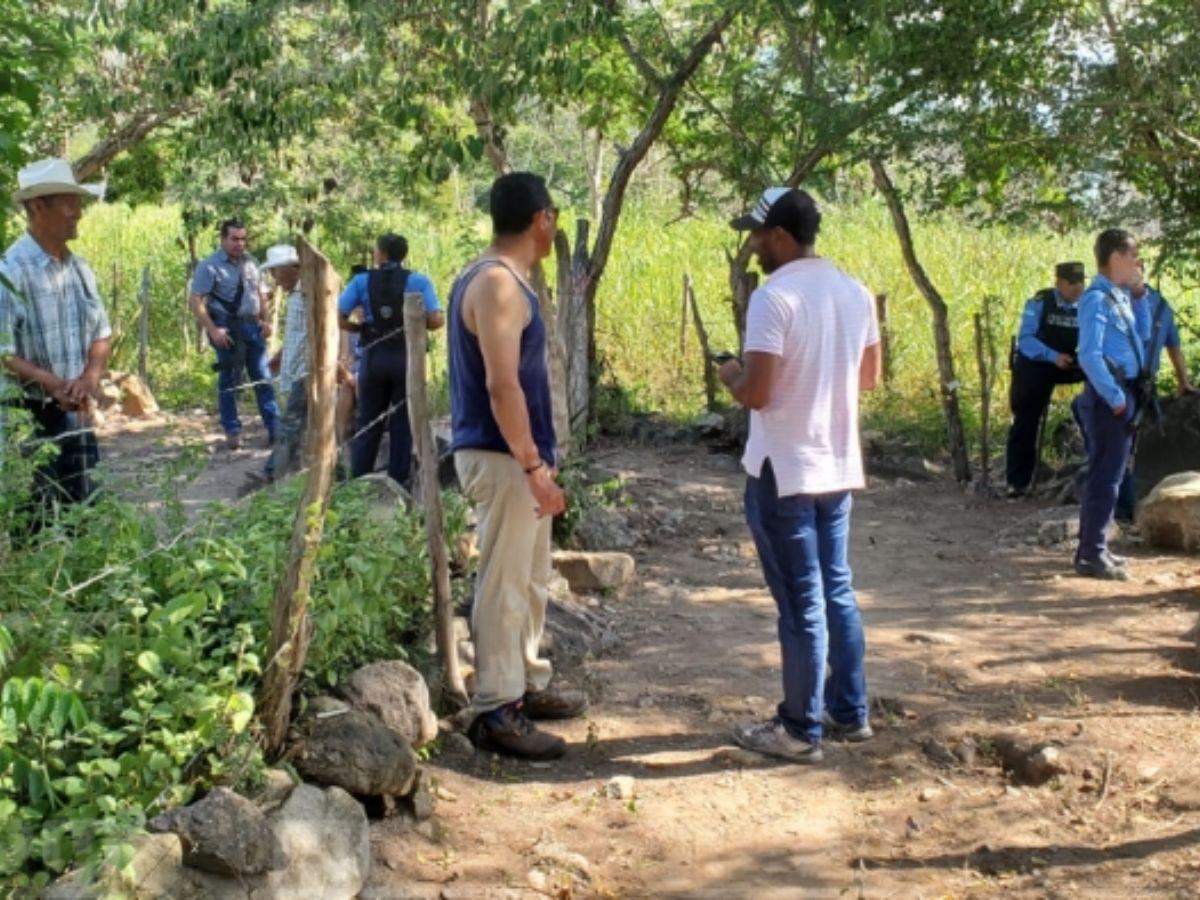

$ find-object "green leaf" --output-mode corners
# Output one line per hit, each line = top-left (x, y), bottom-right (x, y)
(136, 651), (164, 678)
(225, 692), (254, 734)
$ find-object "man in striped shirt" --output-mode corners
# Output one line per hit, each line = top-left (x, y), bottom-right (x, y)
(0, 158), (111, 516)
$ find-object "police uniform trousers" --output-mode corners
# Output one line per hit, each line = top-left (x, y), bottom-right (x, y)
(350, 343), (413, 485)
(1005, 355), (1082, 491)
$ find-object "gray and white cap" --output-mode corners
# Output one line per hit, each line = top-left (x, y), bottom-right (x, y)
(729, 187), (791, 230)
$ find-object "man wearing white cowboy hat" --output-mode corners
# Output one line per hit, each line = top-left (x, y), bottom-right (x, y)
(188, 218), (281, 451)
(261, 243), (307, 482)
(0, 157), (111, 518)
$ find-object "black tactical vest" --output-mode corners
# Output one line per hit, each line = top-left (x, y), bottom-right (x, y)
(1033, 288), (1079, 355)
(361, 266), (411, 349)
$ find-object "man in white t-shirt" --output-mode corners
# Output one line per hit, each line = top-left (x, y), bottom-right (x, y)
(718, 187), (882, 764)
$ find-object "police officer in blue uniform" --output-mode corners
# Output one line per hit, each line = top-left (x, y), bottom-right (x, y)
(1074, 229), (1143, 580)
(337, 234), (444, 485)
(1004, 261), (1087, 496)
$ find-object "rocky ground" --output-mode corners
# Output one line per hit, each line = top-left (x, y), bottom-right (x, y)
(97, 413), (1200, 899)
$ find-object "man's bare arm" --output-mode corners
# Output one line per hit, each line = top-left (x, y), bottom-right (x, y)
(718, 351), (780, 411)
(3, 355), (75, 408)
(64, 337), (111, 403)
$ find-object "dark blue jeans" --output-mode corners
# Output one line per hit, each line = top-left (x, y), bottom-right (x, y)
(350, 345), (412, 485)
(211, 318), (280, 438)
(744, 459), (868, 744)
(1075, 382), (1135, 562)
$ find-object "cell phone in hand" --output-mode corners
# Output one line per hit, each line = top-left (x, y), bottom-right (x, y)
(709, 351), (739, 366)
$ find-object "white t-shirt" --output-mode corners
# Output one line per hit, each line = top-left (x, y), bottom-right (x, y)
(741, 256), (879, 496)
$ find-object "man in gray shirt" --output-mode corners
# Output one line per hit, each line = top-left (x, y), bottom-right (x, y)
(188, 218), (281, 449)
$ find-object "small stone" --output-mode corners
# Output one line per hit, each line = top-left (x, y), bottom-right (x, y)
(918, 787), (941, 802)
(552, 550), (636, 593)
(605, 775), (636, 800)
(341, 660), (438, 747)
(440, 731), (475, 758)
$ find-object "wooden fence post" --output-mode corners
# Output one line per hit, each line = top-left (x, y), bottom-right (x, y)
(974, 294), (1000, 491)
(138, 265), (150, 383)
(404, 293), (469, 709)
(259, 235), (341, 758)
(684, 274), (717, 412)
(875, 293), (891, 387)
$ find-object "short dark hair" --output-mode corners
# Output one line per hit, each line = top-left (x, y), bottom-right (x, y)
(490, 172), (552, 236)
(220, 218), (246, 238)
(349, 263), (369, 276)
(376, 233), (408, 263)
(1094, 228), (1135, 268)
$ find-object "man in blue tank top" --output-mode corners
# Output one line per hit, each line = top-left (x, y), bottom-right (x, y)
(449, 172), (585, 760)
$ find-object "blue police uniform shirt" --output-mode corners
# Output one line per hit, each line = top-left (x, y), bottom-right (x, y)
(337, 262), (441, 322)
(1016, 290), (1073, 364)
(1076, 273), (1142, 411)
(1131, 287), (1180, 379)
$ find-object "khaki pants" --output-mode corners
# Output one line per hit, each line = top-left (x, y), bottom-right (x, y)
(455, 449), (554, 714)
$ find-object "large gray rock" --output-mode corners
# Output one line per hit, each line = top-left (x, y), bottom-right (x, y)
(294, 708), (417, 797)
(149, 787), (286, 877)
(264, 784), (371, 899)
(572, 506), (638, 552)
(341, 660), (438, 747)
(1139, 471), (1200, 552)
(45, 785), (370, 900)
(552, 551), (635, 593)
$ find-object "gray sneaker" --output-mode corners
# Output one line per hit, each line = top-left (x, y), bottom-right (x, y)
(821, 711), (875, 743)
(1074, 556), (1129, 581)
(731, 718), (823, 764)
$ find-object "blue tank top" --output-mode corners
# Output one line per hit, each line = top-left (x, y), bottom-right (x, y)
(448, 258), (557, 465)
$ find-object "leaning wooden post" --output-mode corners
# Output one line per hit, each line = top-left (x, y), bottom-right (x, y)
(137, 265), (151, 383)
(404, 293), (468, 709)
(685, 274), (718, 412)
(875, 293), (891, 387)
(259, 235), (340, 758)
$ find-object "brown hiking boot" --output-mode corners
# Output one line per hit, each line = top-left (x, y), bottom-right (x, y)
(468, 703), (566, 760)
(522, 688), (589, 720)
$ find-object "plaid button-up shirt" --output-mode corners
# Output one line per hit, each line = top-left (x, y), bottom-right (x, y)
(0, 233), (112, 402)
(278, 287), (308, 396)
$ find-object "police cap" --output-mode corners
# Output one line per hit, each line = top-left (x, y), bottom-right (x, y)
(1055, 261), (1085, 283)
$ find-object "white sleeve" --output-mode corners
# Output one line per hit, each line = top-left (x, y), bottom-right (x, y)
(744, 287), (790, 356)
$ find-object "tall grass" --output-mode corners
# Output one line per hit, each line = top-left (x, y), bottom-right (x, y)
(52, 199), (1200, 452)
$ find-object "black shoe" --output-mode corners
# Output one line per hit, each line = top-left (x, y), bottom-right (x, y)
(1074, 556), (1129, 581)
(468, 703), (566, 760)
(522, 689), (589, 720)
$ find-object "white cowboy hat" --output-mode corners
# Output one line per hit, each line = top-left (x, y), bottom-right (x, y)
(261, 244), (300, 270)
(13, 158), (105, 203)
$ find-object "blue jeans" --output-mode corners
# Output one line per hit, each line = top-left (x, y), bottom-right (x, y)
(744, 459), (868, 744)
(211, 318), (280, 438)
(1076, 382), (1135, 562)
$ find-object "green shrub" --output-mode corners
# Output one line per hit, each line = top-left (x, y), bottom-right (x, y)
(0, 454), (445, 891)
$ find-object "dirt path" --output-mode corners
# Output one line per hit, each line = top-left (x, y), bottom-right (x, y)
(97, 418), (1200, 897)
(364, 442), (1200, 899)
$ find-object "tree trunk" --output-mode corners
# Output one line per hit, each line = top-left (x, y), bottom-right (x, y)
(875, 293), (891, 387)
(870, 158), (971, 483)
(258, 236), (341, 758)
(531, 236), (572, 455)
(404, 293), (469, 709)
(559, 219), (592, 440)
